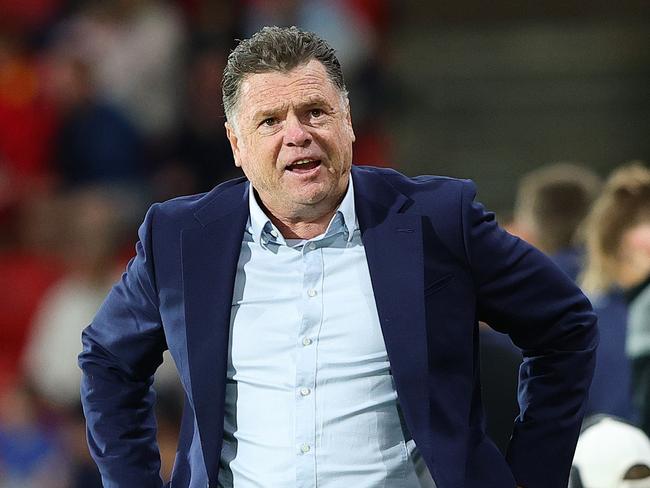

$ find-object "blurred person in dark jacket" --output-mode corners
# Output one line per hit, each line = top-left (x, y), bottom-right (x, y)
(582, 162), (650, 434)
(23, 187), (128, 410)
(511, 162), (601, 280)
(477, 163), (604, 451)
(0, 194), (64, 395)
(44, 31), (146, 188)
(510, 162), (637, 421)
(0, 384), (67, 488)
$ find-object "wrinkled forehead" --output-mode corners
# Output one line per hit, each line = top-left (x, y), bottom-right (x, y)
(241, 60), (341, 95)
(233, 61), (348, 122)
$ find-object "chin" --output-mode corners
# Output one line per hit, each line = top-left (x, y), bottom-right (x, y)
(288, 182), (326, 199)
(289, 189), (330, 207)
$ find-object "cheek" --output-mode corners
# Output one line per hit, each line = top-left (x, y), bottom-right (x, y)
(627, 223), (650, 253)
(333, 131), (354, 163)
(253, 136), (282, 165)
(243, 146), (281, 181)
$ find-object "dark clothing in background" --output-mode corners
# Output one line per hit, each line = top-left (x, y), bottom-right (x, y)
(587, 290), (637, 422)
(550, 247), (583, 283)
(627, 276), (650, 436)
(55, 102), (144, 187)
(550, 248), (636, 422)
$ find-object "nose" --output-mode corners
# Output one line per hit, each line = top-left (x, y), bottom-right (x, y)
(283, 114), (311, 148)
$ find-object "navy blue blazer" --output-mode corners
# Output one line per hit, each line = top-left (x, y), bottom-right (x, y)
(79, 166), (598, 488)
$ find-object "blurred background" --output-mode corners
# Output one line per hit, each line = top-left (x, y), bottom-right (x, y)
(0, 0), (648, 486)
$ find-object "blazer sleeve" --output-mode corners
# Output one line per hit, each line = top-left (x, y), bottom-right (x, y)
(460, 181), (598, 488)
(78, 204), (167, 488)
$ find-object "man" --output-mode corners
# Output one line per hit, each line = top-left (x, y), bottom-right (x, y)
(510, 162), (602, 280)
(79, 26), (598, 488)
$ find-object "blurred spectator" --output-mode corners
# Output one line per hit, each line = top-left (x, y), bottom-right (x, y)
(581, 162), (650, 292)
(59, 405), (102, 488)
(20, 185), (182, 485)
(157, 42), (240, 199)
(0, 384), (67, 488)
(570, 415), (650, 488)
(627, 219), (650, 435)
(0, 34), (59, 207)
(586, 289), (637, 422)
(23, 187), (129, 409)
(45, 33), (146, 188)
(480, 162), (602, 450)
(509, 162), (638, 421)
(582, 163), (650, 432)
(0, 194), (64, 395)
(177, 0), (238, 40)
(511, 162), (602, 280)
(241, 0), (375, 74)
(60, 0), (186, 140)
(0, 0), (63, 37)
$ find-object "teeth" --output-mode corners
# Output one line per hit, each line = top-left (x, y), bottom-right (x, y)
(292, 159), (315, 166)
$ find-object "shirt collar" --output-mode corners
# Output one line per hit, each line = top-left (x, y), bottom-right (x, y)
(247, 175), (358, 248)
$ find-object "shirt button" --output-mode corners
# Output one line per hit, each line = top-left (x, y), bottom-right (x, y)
(302, 337), (312, 346)
(308, 242), (316, 250)
(300, 443), (311, 454)
(308, 289), (317, 297)
(300, 387), (311, 396)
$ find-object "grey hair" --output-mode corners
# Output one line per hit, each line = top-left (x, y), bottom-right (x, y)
(222, 26), (348, 125)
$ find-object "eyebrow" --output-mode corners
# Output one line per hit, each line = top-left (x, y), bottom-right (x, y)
(252, 96), (335, 121)
(301, 95), (332, 108)
(254, 107), (282, 120)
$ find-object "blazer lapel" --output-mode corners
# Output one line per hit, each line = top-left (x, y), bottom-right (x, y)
(352, 168), (432, 454)
(181, 182), (249, 485)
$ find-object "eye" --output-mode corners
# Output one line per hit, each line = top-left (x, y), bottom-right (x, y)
(261, 117), (277, 127)
(310, 108), (324, 118)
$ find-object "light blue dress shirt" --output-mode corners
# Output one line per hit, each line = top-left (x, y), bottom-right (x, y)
(219, 178), (436, 487)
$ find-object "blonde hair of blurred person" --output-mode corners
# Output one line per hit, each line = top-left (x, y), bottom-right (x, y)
(580, 162), (650, 296)
(513, 162), (602, 256)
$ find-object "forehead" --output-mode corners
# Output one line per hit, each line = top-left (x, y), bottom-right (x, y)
(237, 60), (341, 114)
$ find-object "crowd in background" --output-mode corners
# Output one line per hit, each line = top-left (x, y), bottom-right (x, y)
(1, 1), (392, 486)
(507, 162), (650, 487)
(0, 1), (649, 487)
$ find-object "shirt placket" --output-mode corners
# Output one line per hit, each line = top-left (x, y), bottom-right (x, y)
(295, 239), (323, 487)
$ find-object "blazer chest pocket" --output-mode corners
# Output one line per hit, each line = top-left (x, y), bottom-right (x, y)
(424, 273), (454, 296)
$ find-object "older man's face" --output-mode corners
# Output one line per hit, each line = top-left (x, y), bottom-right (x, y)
(226, 59), (355, 221)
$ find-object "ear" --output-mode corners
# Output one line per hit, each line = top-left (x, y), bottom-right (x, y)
(225, 121), (242, 167)
(345, 100), (356, 143)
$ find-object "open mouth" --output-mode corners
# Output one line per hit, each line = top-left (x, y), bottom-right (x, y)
(286, 159), (321, 173)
